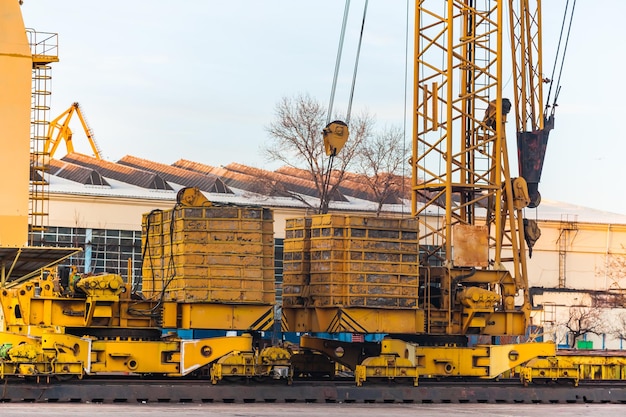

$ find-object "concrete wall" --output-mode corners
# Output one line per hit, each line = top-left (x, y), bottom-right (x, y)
(48, 193), (174, 231)
(532, 290), (626, 350)
(528, 221), (626, 291)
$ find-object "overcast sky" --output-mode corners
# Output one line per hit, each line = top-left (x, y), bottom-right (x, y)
(20, 1), (626, 215)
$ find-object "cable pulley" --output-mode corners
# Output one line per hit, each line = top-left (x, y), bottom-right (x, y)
(323, 120), (349, 157)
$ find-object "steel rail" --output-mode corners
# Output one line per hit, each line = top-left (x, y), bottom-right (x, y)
(2, 378), (626, 404)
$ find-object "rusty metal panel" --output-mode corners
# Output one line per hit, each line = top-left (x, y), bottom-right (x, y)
(452, 224), (489, 267)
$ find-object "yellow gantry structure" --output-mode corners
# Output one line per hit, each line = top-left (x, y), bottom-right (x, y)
(0, 0), (32, 247)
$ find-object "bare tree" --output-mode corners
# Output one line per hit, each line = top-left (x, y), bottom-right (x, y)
(250, 169), (319, 210)
(562, 306), (606, 348)
(610, 311), (626, 343)
(355, 125), (409, 215)
(595, 253), (626, 291)
(264, 93), (372, 213)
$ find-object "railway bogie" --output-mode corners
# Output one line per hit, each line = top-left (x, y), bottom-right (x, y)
(355, 339), (419, 386)
(210, 345), (292, 384)
(520, 357), (580, 386)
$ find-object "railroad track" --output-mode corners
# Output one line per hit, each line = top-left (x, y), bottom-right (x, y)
(3, 378), (626, 404)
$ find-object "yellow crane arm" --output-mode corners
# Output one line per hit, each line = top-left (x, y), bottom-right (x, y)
(45, 104), (75, 157)
(44, 102), (102, 159)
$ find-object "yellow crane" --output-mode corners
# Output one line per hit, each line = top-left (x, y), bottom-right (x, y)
(45, 102), (102, 159)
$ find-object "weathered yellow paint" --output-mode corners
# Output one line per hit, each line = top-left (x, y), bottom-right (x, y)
(0, 0), (31, 247)
(283, 214), (420, 309)
(520, 356), (579, 386)
(416, 342), (556, 378)
(355, 338), (420, 386)
(0, 331), (88, 378)
(0, 328), (261, 378)
(176, 302), (276, 331)
(89, 339), (182, 375)
(210, 342), (292, 383)
(340, 338), (556, 384)
(142, 205), (275, 303)
(284, 306), (426, 334)
(0, 275), (157, 329)
(180, 334), (254, 376)
(540, 354), (626, 381)
(0, 274), (278, 336)
(356, 355), (419, 386)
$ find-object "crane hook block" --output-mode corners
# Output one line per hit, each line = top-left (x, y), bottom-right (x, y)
(323, 120), (349, 156)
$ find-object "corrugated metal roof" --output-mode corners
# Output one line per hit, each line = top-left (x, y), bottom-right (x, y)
(30, 167), (45, 183)
(239, 164), (347, 202)
(40, 155), (626, 223)
(319, 170), (409, 203)
(226, 163), (321, 198)
(276, 166), (442, 206)
(174, 161), (275, 195)
(118, 155), (232, 194)
(62, 153), (172, 190)
(173, 160), (344, 200)
(171, 159), (215, 175)
(0, 247), (82, 283)
(49, 158), (110, 186)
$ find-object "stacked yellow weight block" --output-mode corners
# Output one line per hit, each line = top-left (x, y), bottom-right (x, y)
(141, 206), (275, 303)
(283, 214), (419, 308)
(282, 217), (312, 307)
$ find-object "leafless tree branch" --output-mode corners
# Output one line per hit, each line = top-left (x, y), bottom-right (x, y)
(354, 125), (409, 215)
(562, 306), (606, 348)
(264, 94), (373, 214)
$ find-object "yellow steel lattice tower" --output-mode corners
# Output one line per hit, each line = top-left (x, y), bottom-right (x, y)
(411, 1), (543, 336)
(413, 1), (517, 269)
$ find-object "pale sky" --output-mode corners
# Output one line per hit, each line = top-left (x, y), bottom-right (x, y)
(20, 1), (626, 215)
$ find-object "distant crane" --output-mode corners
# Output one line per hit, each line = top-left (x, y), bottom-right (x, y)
(45, 102), (102, 159)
